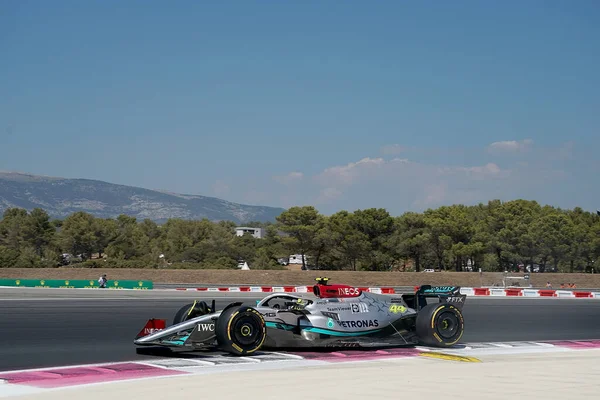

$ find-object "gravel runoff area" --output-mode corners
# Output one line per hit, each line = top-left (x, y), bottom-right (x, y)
(0, 268), (598, 289)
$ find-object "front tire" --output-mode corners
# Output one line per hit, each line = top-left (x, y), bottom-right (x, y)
(216, 306), (266, 356)
(415, 303), (464, 347)
(172, 301), (211, 325)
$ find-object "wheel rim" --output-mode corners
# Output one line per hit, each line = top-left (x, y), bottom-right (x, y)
(241, 324), (252, 336)
(436, 311), (460, 339)
(232, 314), (263, 346)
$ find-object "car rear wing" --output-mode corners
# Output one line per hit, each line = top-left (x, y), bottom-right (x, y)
(414, 285), (467, 310)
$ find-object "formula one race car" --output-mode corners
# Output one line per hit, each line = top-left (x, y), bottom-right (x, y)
(133, 278), (466, 356)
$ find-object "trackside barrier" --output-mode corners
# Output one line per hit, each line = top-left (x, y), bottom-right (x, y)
(164, 285), (600, 299)
(3, 279), (597, 300)
(522, 289), (540, 297)
(538, 290), (556, 297)
(0, 278), (153, 290)
(505, 288), (522, 296)
(574, 291), (592, 298)
(555, 290), (575, 298)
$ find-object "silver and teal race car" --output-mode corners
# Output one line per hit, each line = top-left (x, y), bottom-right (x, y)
(133, 278), (466, 356)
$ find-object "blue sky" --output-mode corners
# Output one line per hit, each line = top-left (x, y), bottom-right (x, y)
(1, 1), (599, 215)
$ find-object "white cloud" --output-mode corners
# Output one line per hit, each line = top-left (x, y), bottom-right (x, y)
(555, 141), (574, 160)
(417, 183), (448, 207)
(317, 187), (343, 203)
(380, 144), (406, 155)
(305, 156), (512, 212)
(487, 139), (533, 153)
(438, 162), (507, 181)
(221, 140), (582, 216)
(316, 157), (386, 186)
(316, 157), (503, 188)
(273, 171), (304, 185)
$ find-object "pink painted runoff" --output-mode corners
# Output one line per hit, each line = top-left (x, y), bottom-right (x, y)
(291, 348), (422, 362)
(549, 340), (600, 349)
(0, 362), (187, 389)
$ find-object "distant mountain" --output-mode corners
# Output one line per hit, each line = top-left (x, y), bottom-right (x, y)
(0, 172), (286, 224)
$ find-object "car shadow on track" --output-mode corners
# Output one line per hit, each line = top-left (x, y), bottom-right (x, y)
(134, 343), (469, 360)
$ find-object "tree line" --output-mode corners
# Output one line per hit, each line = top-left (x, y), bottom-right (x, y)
(0, 199), (599, 272)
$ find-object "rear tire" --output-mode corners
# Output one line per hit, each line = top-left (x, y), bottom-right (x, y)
(415, 303), (464, 347)
(216, 306), (266, 356)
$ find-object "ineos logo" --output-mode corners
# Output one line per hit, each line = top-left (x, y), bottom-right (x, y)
(338, 287), (360, 296)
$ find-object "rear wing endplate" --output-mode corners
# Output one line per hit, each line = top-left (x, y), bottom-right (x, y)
(415, 285), (466, 309)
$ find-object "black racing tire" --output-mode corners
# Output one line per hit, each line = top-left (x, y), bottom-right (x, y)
(415, 303), (464, 347)
(172, 301), (211, 325)
(215, 306), (266, 356)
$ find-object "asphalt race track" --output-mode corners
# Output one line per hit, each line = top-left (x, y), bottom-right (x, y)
(1, 290), (599, 372)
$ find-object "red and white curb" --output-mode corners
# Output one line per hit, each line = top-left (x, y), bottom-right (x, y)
(1, 340), (599, 397)
(171, 285), (600, 299)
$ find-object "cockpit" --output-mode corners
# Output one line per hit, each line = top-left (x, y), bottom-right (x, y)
(257, 295), (313, 310)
